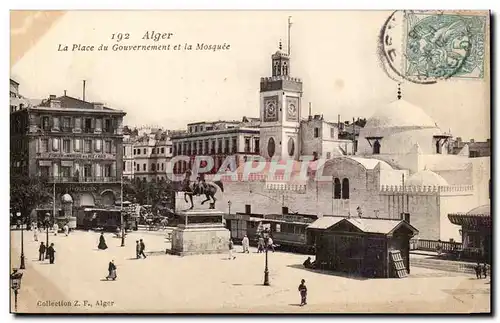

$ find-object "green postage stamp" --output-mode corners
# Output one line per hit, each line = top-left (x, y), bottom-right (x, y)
(404, 12), (487, 80)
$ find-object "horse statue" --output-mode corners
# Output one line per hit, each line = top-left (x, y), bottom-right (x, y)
(181, 171), (224, 210)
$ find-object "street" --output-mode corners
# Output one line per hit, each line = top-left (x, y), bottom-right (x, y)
(10, 229), (490, 313)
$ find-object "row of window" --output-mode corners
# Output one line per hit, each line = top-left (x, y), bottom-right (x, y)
(39, 116), (115, 133)
(131, 146), (171, 156)
(39, 163), (114, 178)
(38, 138), (116, 154)
(174, 137), (259, 155)
(125, 161), (167, 172)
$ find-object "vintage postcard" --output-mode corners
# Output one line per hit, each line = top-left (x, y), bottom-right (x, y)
(9, 10), (491, 314)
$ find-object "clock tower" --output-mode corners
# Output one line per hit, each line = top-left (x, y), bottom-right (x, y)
(259, 42), (303, 160)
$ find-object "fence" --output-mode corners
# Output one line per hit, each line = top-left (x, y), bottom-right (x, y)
(410, 239), (461, 252)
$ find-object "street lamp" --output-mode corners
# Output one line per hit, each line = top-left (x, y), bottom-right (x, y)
(263, 229), (270, 286)
(45, 213), (50, 258)
(120, 175), (125, 247)
(17, 213), (25, 270)
(10, 268), (23, 312)
(228, 200), (232, 215)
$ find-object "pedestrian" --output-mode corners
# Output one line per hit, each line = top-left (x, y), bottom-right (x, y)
(53, 222), (59, 236)
(258, 236), (264, 253)
(47, 243), (56, 264)
(33, 227), (38, 242)
(242, 235), (250, 253)
(475, 262), (481, 279)
(136, 240), (140, 259)
(98, 232), (108, 250)
(63, 224), (69, 236)
(139, 239), (147, 258)
(268, 236), (275, 252)
(106, 260), (117, 281)
(31, 221), (37, 231)
(38, 242), (46, 261)
(298, 279), (307, 306)
(482, 263), (489, 279)
(228, 238), (236, 260)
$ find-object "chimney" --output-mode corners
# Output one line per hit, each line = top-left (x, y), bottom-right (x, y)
(282, 206), (289, 215)
(470, 139), (475, 143)
(313, 114), (321, 120)
(82, 80), (86, 102)
(245, 204), (251, 214)
(49, 94), (56, 99)
(308, 102), (312, 117)
(402, 212), (410, 223)
(64, 90), (67, 96)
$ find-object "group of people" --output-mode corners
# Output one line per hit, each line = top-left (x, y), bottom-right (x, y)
(474, 262), (489, 279)
(32, 220), (70, 242)
(38, 242), (56, 264)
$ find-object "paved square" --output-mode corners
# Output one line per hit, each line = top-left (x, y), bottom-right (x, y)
(10, 230), (490, 313)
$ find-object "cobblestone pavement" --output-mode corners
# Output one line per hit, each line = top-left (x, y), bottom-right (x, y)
(10, 230), (491, 314)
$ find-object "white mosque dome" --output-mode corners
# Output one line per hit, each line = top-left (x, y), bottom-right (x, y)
(361, 99), (440, 138)
(406, 170), (449, 187)
(61, 193), (73, 203)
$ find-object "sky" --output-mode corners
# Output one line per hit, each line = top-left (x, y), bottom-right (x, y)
(11, 10), (491, 141)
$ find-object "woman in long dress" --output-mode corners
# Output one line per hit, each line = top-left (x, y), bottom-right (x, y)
(98, 232), (108, 250)
(106, 260), (117, 280)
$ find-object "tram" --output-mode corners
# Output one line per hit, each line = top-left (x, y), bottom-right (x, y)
(225, 211), (317, 253)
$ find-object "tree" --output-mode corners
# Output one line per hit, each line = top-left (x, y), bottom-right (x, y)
(10, 174), (52, 224)
(123, 178), (175, 212)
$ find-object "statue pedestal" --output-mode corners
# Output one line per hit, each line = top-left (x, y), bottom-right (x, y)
(170, 209), (230, 256)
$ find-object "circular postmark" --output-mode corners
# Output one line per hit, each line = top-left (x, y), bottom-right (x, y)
(378, 10), (480, 84)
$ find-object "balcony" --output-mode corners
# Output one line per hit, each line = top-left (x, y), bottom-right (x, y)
(61, 126), (73, 133)
(41, 176), (120, 183)
(83, 127), (95, 133)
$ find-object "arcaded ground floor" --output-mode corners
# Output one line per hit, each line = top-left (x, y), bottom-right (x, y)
(10, 229), (490, 314)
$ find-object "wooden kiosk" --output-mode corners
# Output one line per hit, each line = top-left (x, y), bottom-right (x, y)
(307, 216), (418, 278)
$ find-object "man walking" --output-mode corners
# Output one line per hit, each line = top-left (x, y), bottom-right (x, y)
(298, 279), (307, 306)
(258, 236), (264, 253)
(242, 235), (250, 254)
(139, 239), (147, 259)
(33, 227), (39, 242)
(47, 243), (56, 264)
(38, 242), (46, 261)
(268, 236), (275, 252)
(228, 238), (236, 260)
(136, 240), (141, 259)
(63, 224), (69, 236)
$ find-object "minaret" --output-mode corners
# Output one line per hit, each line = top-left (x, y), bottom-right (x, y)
(259, 40), (303, 161)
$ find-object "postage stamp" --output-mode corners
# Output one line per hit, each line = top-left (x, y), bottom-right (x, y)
(404, 12), (487, 80)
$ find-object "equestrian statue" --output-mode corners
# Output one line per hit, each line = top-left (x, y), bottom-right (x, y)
(181, 170), (224, 209)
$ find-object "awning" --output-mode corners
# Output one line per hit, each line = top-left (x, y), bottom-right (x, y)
(448, 213), (491, 228)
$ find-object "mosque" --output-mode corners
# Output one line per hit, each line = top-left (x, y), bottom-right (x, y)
(196, 44), (490, 242)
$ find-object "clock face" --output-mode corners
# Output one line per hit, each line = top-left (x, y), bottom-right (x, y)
(264, 96), (279, 122)
(286, 97), (299, 121)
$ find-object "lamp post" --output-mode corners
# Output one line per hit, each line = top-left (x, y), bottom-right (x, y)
(228, 200), (232, 215)
(120, 175), (125, 247)
(263, 229), (270, 286)
(10, 268), (23, 312)
(18, 213), (26, 270)
(45, 213), (50, 258)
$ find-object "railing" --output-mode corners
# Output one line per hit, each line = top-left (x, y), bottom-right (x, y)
(41, 176), (120, 183)
(411, 239), (461, 253)
(61, 127), (73, 133)
(83, 127), (95, 133)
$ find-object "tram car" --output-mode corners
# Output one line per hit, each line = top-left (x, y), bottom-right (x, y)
(79, 206), (138, 232)
(225, 209), (317, 253)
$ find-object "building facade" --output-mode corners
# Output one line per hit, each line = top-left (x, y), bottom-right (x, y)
(122, 127), (174, 181)
(451, 137), (491, 158)
(10, 85), (126, 225)
(171, 119), (261, 174)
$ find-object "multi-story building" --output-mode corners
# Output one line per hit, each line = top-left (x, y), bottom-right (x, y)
(171, 119), (261, 174)
(122, 127), (174, 181)
(10, 84), (126, 226)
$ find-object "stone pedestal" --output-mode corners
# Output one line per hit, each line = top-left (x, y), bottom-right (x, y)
(170, 209), (230, 256)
